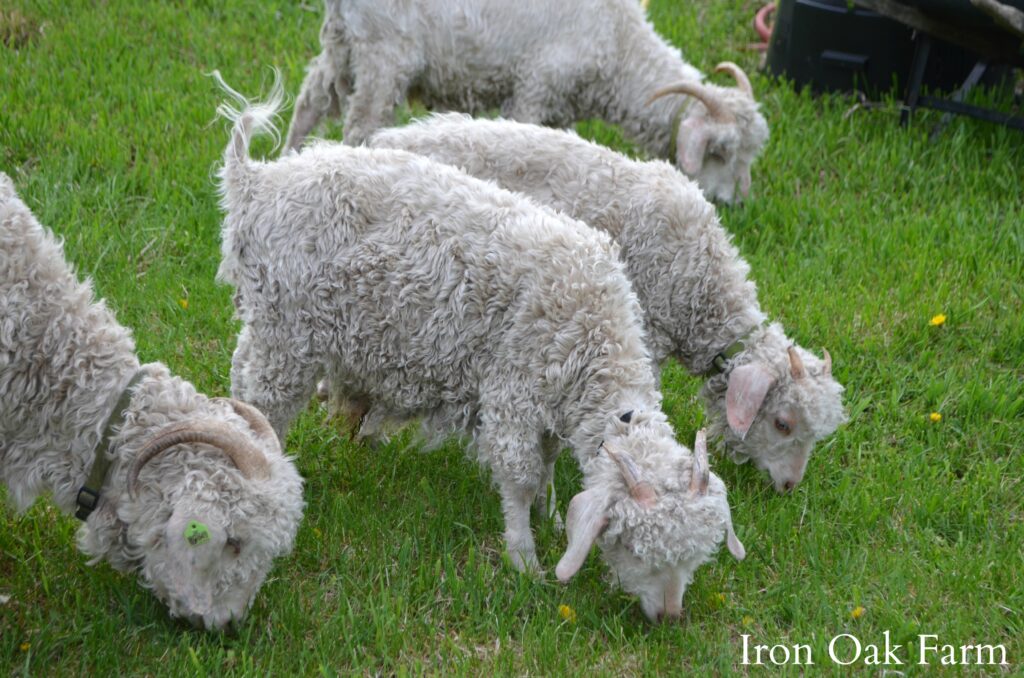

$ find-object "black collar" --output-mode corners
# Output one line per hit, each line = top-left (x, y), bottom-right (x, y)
(75, 370), (146, 521)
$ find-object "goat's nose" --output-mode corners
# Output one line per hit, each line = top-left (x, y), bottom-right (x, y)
(783, 480), (796, 492)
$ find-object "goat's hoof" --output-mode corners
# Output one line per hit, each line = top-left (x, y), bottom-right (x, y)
(507, 550), (542, 576)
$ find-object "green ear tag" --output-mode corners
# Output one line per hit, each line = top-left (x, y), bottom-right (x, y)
(184, 521), (211, 546)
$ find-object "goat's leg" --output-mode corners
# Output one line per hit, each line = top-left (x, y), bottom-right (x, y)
(477, 395), (547, 573)
(316, 369), (375, 441)
(534, 434), (564, 532)
(498, 476), (542, 573)
(342, 45), (416, 145)
(230, 325), (320, 440)
(326, 394), (371, 440)
(502, 65), (575, 126)
(286, 15), (351, 150)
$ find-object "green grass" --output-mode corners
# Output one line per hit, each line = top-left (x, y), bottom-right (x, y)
(2, 0), (1022, 674)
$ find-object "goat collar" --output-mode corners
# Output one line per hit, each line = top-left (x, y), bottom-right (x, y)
(706, 325), (762, 376)
(75, 369), (146, 521)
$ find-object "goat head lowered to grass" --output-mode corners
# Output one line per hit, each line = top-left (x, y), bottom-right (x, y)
(0, 174), (304, 630)
(557, 429), (745, 622)
(286, 0), (768, 204)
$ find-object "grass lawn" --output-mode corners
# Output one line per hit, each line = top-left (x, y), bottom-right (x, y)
(2, 0), (1022, 674)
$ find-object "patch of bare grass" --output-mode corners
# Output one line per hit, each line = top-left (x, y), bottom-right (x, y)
(1, 9), (42, 50)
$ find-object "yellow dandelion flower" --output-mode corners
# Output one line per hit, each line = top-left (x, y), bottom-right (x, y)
(929, 412), (942, 423)
(717, 592), (727, 604)
(742, 615), (754, 627)
(312, 527), (322, 539)
(558, 604), (577, 623)
(178, 298), (189, 310)
(851, 605), (865, 619)
(929, 313), (946, 327)
(20, 642), (30, 652)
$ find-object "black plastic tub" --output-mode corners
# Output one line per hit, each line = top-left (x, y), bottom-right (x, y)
(766, 0), (1014, 95)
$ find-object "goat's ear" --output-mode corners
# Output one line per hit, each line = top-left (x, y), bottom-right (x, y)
(725, 363), (775, 439)
(726, 523), (746, 561)
(555, 488), (609, 582)
(678, 118), (710, 175)
(723, 497), (746, 561)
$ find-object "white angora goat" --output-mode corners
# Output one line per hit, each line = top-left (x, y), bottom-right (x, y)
(285, 0), (769, 203)
(0, 174), (304, 629)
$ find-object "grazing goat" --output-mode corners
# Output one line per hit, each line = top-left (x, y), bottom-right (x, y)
(0, 174), (304, 629)
(217, 83), (745, 622)
(357, 114), (846, 492)
(285, 0), (769, 203)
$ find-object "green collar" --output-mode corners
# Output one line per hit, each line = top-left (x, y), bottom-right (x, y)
(708, 340), (746, 375)
(75, 370), (146, 521)
(706, 326), (762, 376)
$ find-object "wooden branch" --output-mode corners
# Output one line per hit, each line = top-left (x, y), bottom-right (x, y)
(971, 0), (1024, 38)
(853, 0), (1024, 65)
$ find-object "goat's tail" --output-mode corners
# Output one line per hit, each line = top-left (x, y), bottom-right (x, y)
(211, 69), (284, 196)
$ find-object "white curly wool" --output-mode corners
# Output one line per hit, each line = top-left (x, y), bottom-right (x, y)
(0, 174), (304, 630)
(364, 115), (847, 492)
(285, 0), (769, 203)
(217, 86), (744, 621)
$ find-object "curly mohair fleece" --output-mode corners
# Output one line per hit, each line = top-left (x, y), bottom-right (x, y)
(285, 0), (769, 203)
(365, 115), (846, 491)
(0, 174), (304, 629)
(217, 89), (743, 619)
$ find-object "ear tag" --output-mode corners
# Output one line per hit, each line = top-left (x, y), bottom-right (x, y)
(184, 520), (211, 547)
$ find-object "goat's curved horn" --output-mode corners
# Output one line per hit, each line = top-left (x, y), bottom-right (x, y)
(714, 61), (754, 98)
(128, 420), (271, 499)
(690, 429), (711, 496)
(822, 348), (832, 377)
(602, 442), (658, 507)
(646, 81), (734, 123)
(215, 397), (281, 455)
(788, 346), (807, 380)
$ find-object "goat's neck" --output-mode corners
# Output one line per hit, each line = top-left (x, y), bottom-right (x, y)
(559, 364), (660, 467)
(594, 23), (704, 159)
(66, 359), (143, 504)
(0, 343), (139, 514)
(619, 223), (767, 375)
(680, 305), (767, 376)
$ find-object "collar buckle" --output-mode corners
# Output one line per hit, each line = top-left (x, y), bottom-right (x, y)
(74, 487), (101, 521)
(706, 326), (762, 376)
(711, 353), (730, 373)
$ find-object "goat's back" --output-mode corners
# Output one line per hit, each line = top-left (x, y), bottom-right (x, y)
(220, 144), (650, 412)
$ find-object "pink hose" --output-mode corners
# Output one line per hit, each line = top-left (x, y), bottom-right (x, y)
(749, 3), (776, 51)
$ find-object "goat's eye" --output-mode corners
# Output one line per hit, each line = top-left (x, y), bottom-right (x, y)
(225, 537), (242, 556)
(774, 418), (792, 435)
